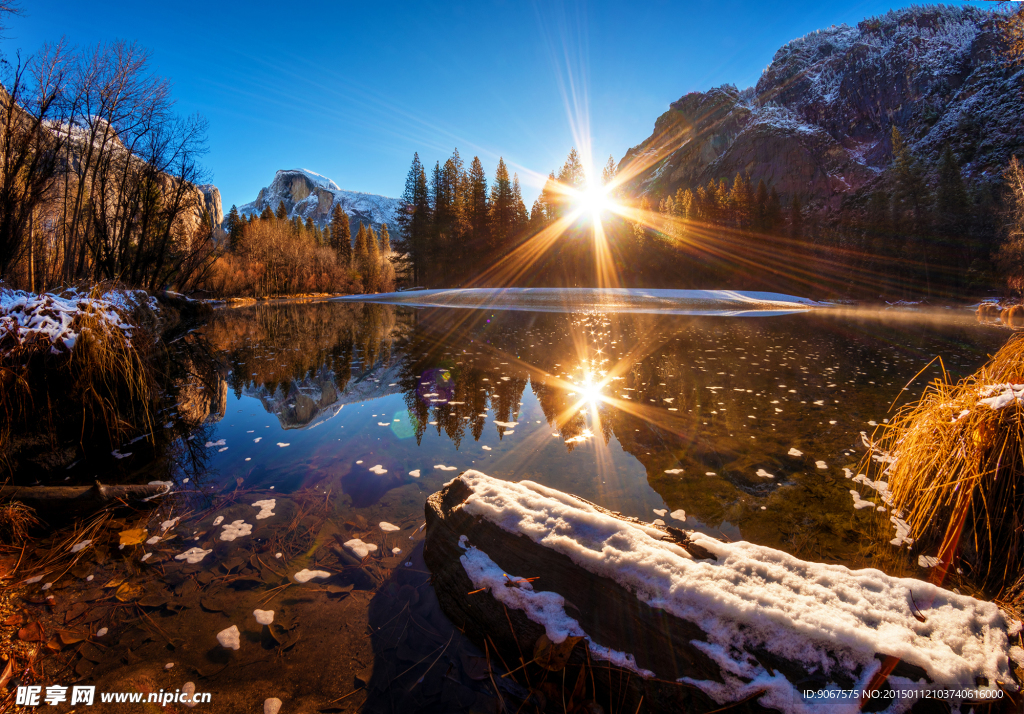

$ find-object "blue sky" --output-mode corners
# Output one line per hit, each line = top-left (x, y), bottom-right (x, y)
(7, 0), (941, 208)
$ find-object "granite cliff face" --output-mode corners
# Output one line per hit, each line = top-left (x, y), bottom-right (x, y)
(198, 184), (223, 228)
(236, 169), (401, 235)
(621, 5), (1024, 210)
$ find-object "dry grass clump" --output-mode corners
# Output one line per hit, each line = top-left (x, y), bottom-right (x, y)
(0, 286), (157, 473)
(0, 501), (40, 544)
(871, 335), (1024, 598)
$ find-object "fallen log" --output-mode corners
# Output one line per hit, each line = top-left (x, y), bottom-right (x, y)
(0, 480), (172, 507)
(424, 471), (1020, 714)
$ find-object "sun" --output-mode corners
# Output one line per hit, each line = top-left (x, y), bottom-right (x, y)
(576, 183), (614, 219)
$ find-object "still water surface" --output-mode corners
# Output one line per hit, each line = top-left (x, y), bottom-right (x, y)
(185, 301), (1004, 561)
(43, 300), (1010, 712)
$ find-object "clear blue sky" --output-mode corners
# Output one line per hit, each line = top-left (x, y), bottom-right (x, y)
(6, 0), (943, 209)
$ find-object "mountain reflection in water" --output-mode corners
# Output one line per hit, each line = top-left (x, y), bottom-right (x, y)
(173, 300), (1006, 566)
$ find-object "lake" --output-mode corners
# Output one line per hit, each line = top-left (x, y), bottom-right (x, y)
(32, 298), (1010, 713)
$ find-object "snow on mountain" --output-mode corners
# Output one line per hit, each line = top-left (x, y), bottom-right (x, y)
(621, 4), (1023, 210)
(236, 169), (402, 236)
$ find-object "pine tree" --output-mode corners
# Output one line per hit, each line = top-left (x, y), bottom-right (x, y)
(330, 203), (352, 267)
(936, 145), (969, 238)
(754, 179), (769, 232)
(601, 155), (617, 187)
(394, 153), (431, 286)
(512, 173), (528, 236)
(490, 158), (515, 256)
(765, 187), (782, 234)
(379, 223), (395, 292)
(466, 156), (490, 264)
(260, 205), (274, 221)
(789, 195), (803, 240)
(226, 205), (243, 251)
(354, 223), (369, 289)
(305, 217), (315, 236)
(557, 148), (585, 190)
(276, 201), (288, 220)
(365, 226), (381, 293)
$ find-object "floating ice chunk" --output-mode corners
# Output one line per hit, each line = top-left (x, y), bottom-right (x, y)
(392, 547), (402, 555)
(293, 568), (331, 583)
(378, 422), (390, 426)
(434, 464), (457, 471)
(218, 447), (228, 452)
(141, 553), (152, 562)
(755, 468), (774, 479)
(253, 609), (274, 625)
(815, 461), (827, 470)
(161, 518), (180, 532)
(787, 448), (803, 457)
(71, 539), (92, 553)
(850, 490), (874, 510)
(112, 450), (132, 459)
(144, 535), (159, 546)
(890, 515), (914, 547)
(220, 520), (252, 541)
(264, 699), (282, 714)
(409, 469), (421, 478)
(175, 547), (212, 564)
(252, 499), (276, 520)
(653, 509), (667, 517)
(212, 516), (224, 526)
(368, 464), (387, 475)
(217, 625), (240, 650)
(95, 628), (108, 637)
(705, 472), (716, 476)
(918, 555), (941, 568)
(42, 582), (52, 590)
(254, 437), (262, 443)
(482, 445), (491, 451)
(494, 420), (518, 427)
(652, 519), (665, 526)
(842, 468), (853, 479)
(356, 460), (363, 464)
(165, 662), (174, 670)
(276, 442), (290, 448)
(664, 468), (683, 474)
(205, 439), (226, 448)
(670, 509), (686, 521)
(342, 539), (378, 559)
(379, 522), (400, 532)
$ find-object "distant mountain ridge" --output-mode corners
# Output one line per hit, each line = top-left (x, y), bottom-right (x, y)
(236, 168), (402, 235)
(620, 4), (1024, 210)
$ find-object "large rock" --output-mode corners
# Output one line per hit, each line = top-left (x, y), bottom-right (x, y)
(621, 5), (1024, 210)
(236, 168), (402, 239)
(424, 471), (1019, 713)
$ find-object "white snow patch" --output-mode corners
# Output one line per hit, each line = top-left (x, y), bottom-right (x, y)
(293, 569), (331, 583)
(252, 499), (276, 520)
(453, 470), (1016, 705)
(217, 625), (240, 650)
(220, 520), (252, 541)
(343, 539), (378, 559)
(253, 609), (275, 625)
(175, 547), (212, 564)
(379, 522), (400, 532)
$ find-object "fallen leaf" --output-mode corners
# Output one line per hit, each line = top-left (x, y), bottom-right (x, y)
(533, 633), (583, 672)
(114, 582), (144, 602)
(119, 528), (148, 546)
(17, 622), (43, 642)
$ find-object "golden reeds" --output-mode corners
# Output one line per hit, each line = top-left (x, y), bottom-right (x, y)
(869, 335), (1024, 598)
(0, 286), (157, 473)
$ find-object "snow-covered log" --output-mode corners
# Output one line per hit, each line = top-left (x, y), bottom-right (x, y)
(423, 471), (1021, 714)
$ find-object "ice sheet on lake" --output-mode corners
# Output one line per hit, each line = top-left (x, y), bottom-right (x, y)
(335, 288), (820, 317)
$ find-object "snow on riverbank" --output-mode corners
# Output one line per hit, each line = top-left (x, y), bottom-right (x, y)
(0, 287), (157, 355)
(335, 287), (820, 316)
(452, 470), (1018, 713)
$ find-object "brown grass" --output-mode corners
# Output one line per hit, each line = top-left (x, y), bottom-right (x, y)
(0, 286), (157, 474)
(867, 335), (1024, 600)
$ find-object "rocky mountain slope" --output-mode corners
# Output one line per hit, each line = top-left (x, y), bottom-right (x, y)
(237, 169), (402, 235)
(620, 4), (1024, 211)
